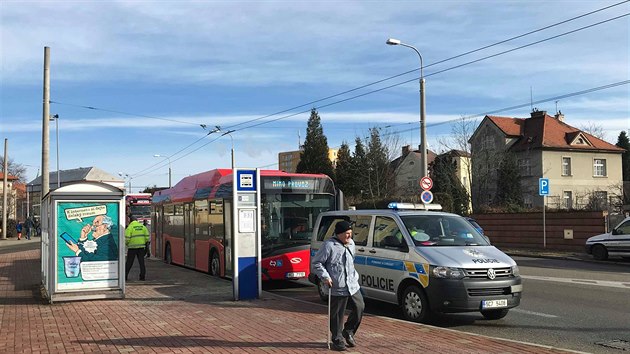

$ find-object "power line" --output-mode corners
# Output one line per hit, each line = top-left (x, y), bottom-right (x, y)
(131, 10), (630, 178)
(49, 100), (208, 128)
(221, 3), (629, 131)
(226, 12), (628, 137)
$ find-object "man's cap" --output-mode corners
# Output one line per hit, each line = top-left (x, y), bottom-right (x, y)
(334, 220), (352, 235)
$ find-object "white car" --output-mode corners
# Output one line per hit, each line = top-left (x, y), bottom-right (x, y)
(585, 217), (630, 260)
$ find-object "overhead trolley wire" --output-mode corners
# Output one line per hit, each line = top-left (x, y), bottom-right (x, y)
(129, 7), (630, 178)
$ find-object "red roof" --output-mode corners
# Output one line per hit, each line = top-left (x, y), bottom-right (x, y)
(0, 172), (19, 180)
(486, 114), (624, 152)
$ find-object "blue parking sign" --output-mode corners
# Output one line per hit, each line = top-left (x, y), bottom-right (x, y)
(539, 178), (549, 196)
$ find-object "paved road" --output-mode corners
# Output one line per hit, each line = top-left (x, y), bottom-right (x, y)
(265, 256), (630, 354)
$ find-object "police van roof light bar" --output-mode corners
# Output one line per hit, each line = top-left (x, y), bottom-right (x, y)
(388, 202), (443, 211)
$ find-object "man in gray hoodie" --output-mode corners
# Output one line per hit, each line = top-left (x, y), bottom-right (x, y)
(311, 220), (364, 351)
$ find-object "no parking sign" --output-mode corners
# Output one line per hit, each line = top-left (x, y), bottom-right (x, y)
(420, 190), (433, 204)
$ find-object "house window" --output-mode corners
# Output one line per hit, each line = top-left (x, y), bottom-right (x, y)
(518, 158), (531, 176)
(562, 157), (571, 176)
(593, 159), (607, 177)
(563, 191), (573, 209)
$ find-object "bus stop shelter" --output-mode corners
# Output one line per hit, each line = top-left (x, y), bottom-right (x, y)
(41, 181), (126, 303)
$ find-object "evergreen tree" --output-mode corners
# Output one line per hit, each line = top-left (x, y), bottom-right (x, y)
(430, 153), (469, 215)
(296, 108), (335, 180)
(352, 137), (368, 198)
(334, 142), (356, 196)
(366, 128), (395, 199)
(495, 153), (523, 208)
(616, 131), (630, 182)
(616, 131), (630, 203)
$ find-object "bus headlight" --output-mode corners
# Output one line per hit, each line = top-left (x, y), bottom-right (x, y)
(511, 265), (520, 277)
(430, 266), (465, 279)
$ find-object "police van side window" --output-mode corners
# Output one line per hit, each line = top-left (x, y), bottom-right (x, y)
(317, 216), (353, 241)
(372, 216), (403, 249)
(350, 215), (370, 246)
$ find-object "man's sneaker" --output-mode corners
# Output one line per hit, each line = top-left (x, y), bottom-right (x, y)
(342, 331), (356, 347)
(330, 342), (346, 351)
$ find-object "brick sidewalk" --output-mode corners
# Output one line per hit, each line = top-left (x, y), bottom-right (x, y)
(0, 242), (580, 353)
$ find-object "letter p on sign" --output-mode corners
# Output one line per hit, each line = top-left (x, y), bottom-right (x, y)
(539, 178), (549, 196)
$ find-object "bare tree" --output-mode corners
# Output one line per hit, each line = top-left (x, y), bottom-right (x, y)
(580, 121), (606, 141)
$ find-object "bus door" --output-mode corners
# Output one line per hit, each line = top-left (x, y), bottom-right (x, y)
(184, 203), (195, 267)
(223, 198), (233, 278)
(155, 206), (163, 258)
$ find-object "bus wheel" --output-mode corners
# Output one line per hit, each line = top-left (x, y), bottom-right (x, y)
(401, 285), (431, 323)
(209, 251), (220, 276)
(164, 244), (172, 264)
(316, 282), (327, 303)
(481, 309), (509, 320)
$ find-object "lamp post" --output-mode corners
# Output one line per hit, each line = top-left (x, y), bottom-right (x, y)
(386, 38), (428, 179)
(49, 114), (60, 187)
(153, 154), (172, 188)
(23, 164), (39, 218)
(213, 126), (235, 169)
(118, 172), (132, 193)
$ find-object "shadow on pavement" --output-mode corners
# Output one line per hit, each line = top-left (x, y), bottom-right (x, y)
(74, 335), (326, 349)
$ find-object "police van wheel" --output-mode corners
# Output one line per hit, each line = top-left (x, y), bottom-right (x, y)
(401, 285), (430, 323)
(317, 282), (327, 302)
(592, 245), (608, 260)
(481, 309), (509, 320)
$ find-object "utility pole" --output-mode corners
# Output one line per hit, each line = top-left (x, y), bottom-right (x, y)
(2, 139), (8, 239)
(41, 46), (50, 201)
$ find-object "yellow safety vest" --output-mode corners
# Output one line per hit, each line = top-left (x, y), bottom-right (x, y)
(125, 221), (149, 249)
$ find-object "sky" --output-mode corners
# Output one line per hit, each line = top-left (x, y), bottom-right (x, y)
(1, 0), (629, 192)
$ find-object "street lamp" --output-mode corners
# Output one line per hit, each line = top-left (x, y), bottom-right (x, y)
(213, 126), (235, 169)
(386, 38), (428, 179)
(118, 172), (132, 193)
(153, 154), (172, 188)
(49, 114), (60, 187)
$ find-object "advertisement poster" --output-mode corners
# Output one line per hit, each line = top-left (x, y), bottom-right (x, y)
(56, 202), (120, 291)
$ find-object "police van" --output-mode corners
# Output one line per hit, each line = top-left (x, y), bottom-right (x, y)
(310, 203), (522, 322)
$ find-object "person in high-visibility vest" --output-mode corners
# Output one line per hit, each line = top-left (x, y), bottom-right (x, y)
(125, 216), (150, 281)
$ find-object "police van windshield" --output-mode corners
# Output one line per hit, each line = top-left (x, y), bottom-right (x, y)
(400, 215), (490, 246)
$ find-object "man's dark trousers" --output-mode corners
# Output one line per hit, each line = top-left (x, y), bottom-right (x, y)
(125, 248), (146, 280)
(330, 291), (364, 345)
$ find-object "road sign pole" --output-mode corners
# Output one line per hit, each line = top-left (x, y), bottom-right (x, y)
(543, 195), (546, 249)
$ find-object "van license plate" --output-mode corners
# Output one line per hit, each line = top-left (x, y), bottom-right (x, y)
(482, 299), (508, 309)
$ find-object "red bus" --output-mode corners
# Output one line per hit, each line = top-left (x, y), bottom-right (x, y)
(125, 193), (152, 226)
(151, 169), (338, 280)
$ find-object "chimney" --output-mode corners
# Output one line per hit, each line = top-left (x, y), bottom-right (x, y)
(530, 109), (547, 118)
(402, 145), (410, 155)
(554, 110), (564, 122)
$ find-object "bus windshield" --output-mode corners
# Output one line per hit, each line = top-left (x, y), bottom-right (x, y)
(261, 193), (335, 257)
(400, 214), (490, 246)
(130, 205), (151, 218)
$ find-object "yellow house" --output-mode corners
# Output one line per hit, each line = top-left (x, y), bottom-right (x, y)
(278, 148), (339, 173)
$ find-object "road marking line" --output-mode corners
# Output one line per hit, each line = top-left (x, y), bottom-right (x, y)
(511, 308), (558, 318)
(522, 275), (630, 289)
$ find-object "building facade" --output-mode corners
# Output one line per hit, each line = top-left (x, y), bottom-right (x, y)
(469, 110), (624, 210)
(277, 148), (339, 173)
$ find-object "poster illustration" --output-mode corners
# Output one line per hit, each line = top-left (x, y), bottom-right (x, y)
(57, 202), (120, 290)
